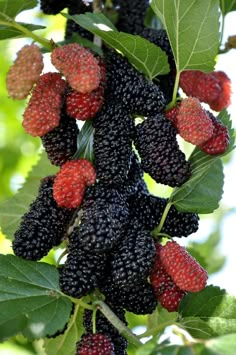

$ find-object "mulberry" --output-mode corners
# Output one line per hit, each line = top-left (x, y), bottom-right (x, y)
(135, 114), (191, 187)
(22, 73), (66, 137)
(110, 221), (156, 286)
(51, 44), (101, 93)
(76, 333), (115, 355)
(59, 232), (107, 298)
(77, 184), (129, 252)
(114, 0), (149, 35)
(104, 50), (166, 116)
(41, 112), (79, 166)
(13, 176), (74, 261)
(160, 241), (208, 292)
(93, 103), (134, 185)
(6, 44), (44, 100)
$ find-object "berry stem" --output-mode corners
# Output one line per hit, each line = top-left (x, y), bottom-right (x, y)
(92, 308), (97, 334)
(67, 296), (94, 310)
(0, 13), (54, 51)
(56, 249), (68, 267)
(93, 300), (143, 348)
(137, 320), (177, 339)
(166, 70), (181, 110)
(151, 201), (172, 236)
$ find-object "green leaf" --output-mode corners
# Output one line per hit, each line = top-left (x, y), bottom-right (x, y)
(220, 0), (236, 15)
(0, 254), (72, 341)
(63, 12), (170, 79)
(44, 305), (84, 355)
(170, 155), (224, 214)
(0, 152), (58, 239)
(151, 0), (220, 72)
(0, 23), (45, 40)
(205, 334), (236, 355)
(0, 0), (37, 19)
(179, 286), (236, 339)
(73, 120), (94, 162)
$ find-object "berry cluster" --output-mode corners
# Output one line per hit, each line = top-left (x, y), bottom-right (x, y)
(8, 0), (232, 353)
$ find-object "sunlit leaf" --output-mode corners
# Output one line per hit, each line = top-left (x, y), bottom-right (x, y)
(179, 286), (236, 339)
(151, 0), (220, 72)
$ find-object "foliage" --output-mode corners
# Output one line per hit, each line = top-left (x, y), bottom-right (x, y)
(0, 0), (236, 354)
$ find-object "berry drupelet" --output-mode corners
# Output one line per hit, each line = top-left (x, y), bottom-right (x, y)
(76, 333), (115, 355)
(13, 176), (74, 261)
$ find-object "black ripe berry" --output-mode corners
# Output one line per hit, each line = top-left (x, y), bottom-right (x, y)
(13, 176), (74, 261)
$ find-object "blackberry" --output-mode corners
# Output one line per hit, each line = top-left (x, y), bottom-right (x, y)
(124, 152), (148, 197)
(135, 114), (191, 187)
(78, 184), (129, 252)
(104, 50), (166, 116)
(114, 0), (149, 35)
(101, 279), (157, 315)
(59, 231), (107, 298)
(110, 221), (156, 286)
(128, 192), (199, 237)
(13, 177), (74, 261)
(93, 103), (135, 185)
(65, 1), (93, 41)
(39, 0), (68, 14)
(41, 113), (79, 166)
